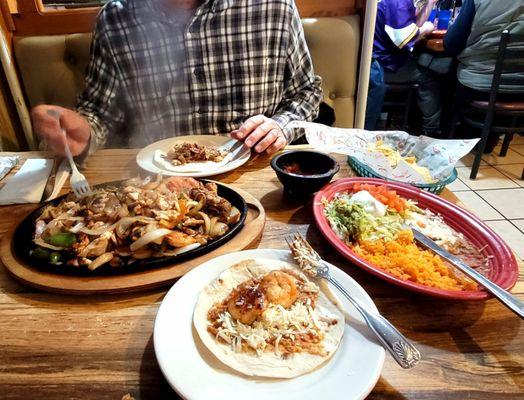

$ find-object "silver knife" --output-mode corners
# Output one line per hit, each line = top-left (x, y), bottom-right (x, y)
(40, 158), (60, 203)
(412, 228), (524, 319)
(226, 140), (247, 160)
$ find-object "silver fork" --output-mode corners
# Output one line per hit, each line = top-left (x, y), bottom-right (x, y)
(287, 233), (421, 369)
(48, 110), (92, 198)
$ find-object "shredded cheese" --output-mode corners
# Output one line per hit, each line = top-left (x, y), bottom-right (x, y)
(212, 299), (330, 355)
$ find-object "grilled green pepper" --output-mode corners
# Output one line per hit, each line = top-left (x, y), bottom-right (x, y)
(32, 247), (51, 260)
(49, 252), (62, 264)
(48, 232), (77, 248)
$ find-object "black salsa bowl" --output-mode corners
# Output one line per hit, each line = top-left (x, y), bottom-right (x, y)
(271, 150), (340, 197)
(12, 179), (247, 277)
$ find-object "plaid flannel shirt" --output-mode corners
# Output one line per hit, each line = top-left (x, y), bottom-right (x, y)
(76, 0), (322, 151)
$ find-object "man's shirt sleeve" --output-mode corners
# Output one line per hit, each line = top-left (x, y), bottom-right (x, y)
(76, 12), (125, 155)
(271, 1), (323, 143)
(444, 0), (476, 56)
(383, 0), (419, 50)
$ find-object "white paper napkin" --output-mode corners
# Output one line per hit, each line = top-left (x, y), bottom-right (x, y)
(0, 159), (53, 205)
(0, 156), (19, 181)
(46, 159), (70, 201)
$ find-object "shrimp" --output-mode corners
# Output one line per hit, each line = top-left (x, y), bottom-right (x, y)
(260, 271), (299, 309)
(227, 283), (267, 325)
(165, 231), (196, 247)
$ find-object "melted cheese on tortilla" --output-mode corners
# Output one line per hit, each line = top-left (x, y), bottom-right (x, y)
(213, 297), (331, 355)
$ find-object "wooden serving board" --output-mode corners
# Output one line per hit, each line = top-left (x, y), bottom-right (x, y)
(0, 186), (265, 295)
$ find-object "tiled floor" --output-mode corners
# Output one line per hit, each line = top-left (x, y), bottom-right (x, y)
(449, 136), (524, 261)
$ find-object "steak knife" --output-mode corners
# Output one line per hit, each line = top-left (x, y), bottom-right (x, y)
(412, 228), (524, 319)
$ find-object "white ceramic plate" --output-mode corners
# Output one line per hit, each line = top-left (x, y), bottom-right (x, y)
(154, 249), (385, 400)
(136, 135), (251, 177)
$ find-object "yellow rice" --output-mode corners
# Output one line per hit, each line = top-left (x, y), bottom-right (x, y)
(352, 230), (477, 291)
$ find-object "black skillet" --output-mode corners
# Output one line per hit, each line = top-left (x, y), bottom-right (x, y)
(12, 179), (247, 277)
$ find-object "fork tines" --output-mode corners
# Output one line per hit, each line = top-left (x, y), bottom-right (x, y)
(293, 233), (314, 252)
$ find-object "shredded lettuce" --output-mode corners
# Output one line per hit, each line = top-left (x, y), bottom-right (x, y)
(324, 194), (404, 243)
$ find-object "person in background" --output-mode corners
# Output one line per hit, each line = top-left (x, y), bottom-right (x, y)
(444, 0), (524, 152)
(365, 0), (437, 132)
(31, 0), (322, 160)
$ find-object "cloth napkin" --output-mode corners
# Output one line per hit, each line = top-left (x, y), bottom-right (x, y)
(0, 159), (54, 205)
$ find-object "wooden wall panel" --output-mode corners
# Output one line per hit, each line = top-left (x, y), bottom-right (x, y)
(0, 5), (23, 151)
(298, 0), (356, 17)
(12, 0), (358, 36)
(6, 0), (19, 14)
(12, 0), (99, 36)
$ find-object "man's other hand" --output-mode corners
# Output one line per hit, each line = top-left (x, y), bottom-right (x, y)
(31, 105), (91, 157)
(419, 21), (435, 38)
(230, 115), (287, 155)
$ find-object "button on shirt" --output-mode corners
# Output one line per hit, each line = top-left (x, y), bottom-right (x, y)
(373, 0), (419, 72)
(76, 0), (322, 150)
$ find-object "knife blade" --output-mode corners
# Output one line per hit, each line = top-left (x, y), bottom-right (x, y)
(412, 228), (524, 319)
(40, 158), (60, 203)
(225, 140), (248, 161)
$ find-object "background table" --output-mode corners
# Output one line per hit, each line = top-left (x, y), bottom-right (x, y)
(0, 150), (522, 400)
(424, 29), (447, 52)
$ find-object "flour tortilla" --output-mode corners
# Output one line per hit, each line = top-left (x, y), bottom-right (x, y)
(153, 149), (233, 173)
(193, 258), (345, 378)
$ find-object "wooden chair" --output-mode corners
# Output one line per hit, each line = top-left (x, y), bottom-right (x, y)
(452, 29), (524, 179)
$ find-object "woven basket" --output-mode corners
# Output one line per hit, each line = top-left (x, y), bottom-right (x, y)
(347, 156), (458, 195)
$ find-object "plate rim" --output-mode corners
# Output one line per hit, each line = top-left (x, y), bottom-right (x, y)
(136, 135), (251, 178)
(153, 248), (386, 400)
(312, 177), (519, 301)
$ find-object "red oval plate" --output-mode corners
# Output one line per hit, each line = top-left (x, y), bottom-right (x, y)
(313, 178), (519, 300)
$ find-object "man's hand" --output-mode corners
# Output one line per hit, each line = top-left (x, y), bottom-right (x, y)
(31, 105), (91, 157)
(416, 0), (437, 27)
(230, 115), (287, 155)
(419, 21), (435, 38)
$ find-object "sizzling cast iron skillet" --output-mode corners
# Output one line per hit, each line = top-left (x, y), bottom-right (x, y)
(13, 179), (247, 277)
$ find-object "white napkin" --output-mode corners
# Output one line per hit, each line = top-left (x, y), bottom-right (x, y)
(0, 156), (19, 181)
(0, 159), (53, 205)
(46, 159), (70, 202)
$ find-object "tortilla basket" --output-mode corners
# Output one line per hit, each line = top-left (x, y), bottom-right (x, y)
(347, 156), (458, 195)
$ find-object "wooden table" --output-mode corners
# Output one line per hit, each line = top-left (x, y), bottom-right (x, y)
(0, 150), (522, 400)
(424, 29), (447, 52)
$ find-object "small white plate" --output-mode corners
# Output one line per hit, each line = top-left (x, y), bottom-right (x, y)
(136, 135), (251, 178)
(154, 249), (385, 400)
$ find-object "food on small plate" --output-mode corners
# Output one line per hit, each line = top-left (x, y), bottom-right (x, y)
(164, 142), (228, 166)
(368, 140), (436, 183)
(324, 183), (489, 291)
(153, 142), (233, 173)
(193, 258), (344, 378)
(32, 176), (241, 271)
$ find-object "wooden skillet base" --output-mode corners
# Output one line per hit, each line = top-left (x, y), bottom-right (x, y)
(0, 186), (265, 295)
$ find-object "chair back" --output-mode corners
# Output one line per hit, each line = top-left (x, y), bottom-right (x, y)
(483, 29), (524, 127)
(302, 16), (361, 128)
(14, 34), (92, 109)
(488, 30), (524, 105)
